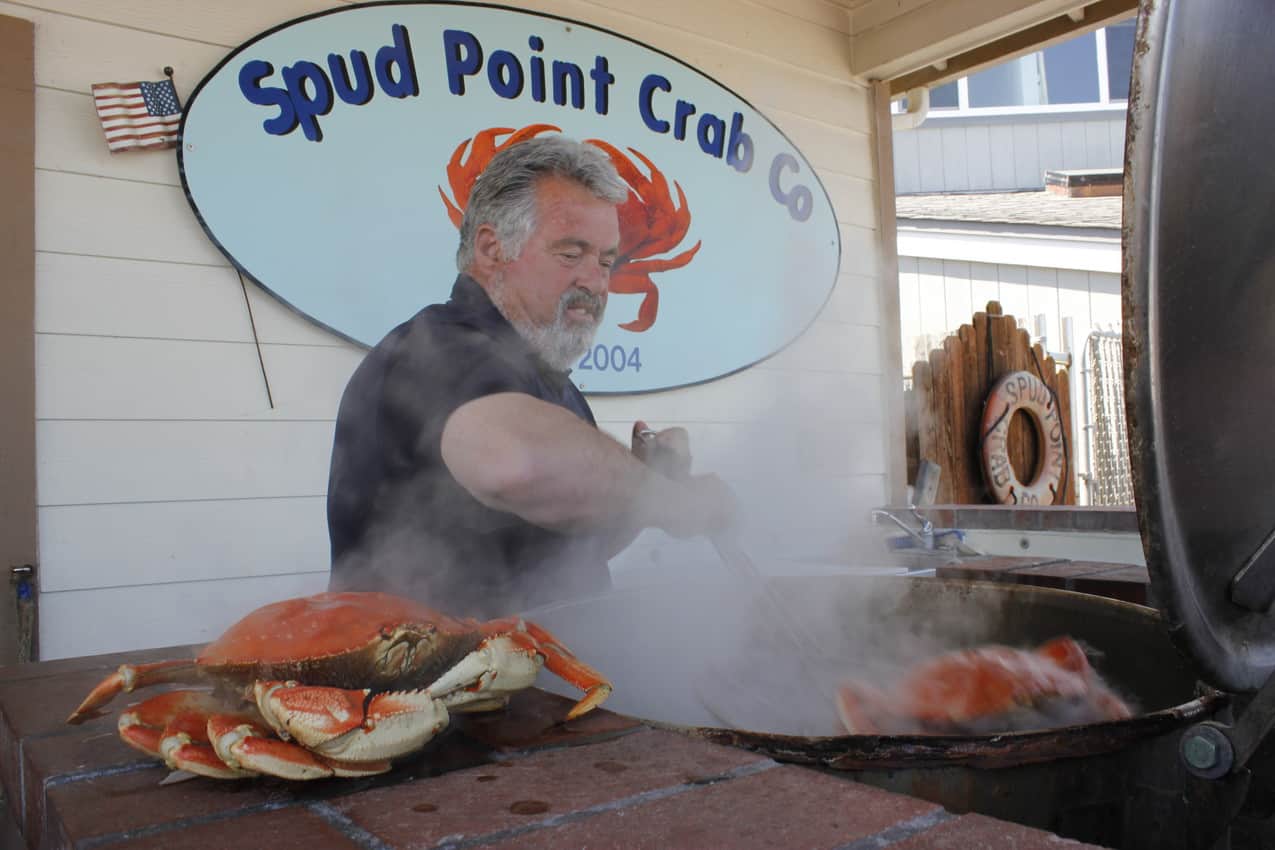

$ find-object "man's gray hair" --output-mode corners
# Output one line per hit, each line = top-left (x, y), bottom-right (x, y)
(456, 135), (629, 272)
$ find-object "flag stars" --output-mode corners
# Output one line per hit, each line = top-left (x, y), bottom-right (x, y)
(139, 80), (181, 116)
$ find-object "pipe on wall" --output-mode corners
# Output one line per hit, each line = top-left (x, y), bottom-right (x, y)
(892, 86), (930, 131)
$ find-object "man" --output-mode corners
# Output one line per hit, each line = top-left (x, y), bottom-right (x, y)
(327, 136), (733, 617)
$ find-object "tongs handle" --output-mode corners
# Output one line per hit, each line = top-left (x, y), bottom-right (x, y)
(708, 532), (763, 582)
(635, 427), (823, 667)
(712, 533), (823, 659)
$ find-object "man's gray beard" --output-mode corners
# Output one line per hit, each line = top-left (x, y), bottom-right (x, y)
(489, 279), (603, 371)
(516, 315), (599, 372)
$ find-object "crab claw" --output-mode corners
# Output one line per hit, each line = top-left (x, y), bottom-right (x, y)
(426, 633), (544, 712)
(252, 680), (449, 767)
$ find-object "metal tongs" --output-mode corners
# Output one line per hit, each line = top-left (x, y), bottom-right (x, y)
(706, 531), (830, 686)
(635, 429), (830, 710)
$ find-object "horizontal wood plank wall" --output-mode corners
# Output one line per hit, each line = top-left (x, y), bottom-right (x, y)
(893, 114), (1126, 194)
(897, 257), (1121, 368)
(24, 0), (886, 658)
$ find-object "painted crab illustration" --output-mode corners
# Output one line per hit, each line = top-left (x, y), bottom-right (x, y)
(66, 592), (612, 781)
(438, 125), (701, 332)
(836, 636), (1132, 735)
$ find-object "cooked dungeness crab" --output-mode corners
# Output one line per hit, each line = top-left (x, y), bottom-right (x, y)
(836, 636), (1132, 735)
(66, 592), (611, 780)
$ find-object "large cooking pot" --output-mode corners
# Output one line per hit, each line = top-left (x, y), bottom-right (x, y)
(525, 576), (1230, 849)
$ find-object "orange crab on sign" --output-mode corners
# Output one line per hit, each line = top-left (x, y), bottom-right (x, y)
(438, 125), (701, 333)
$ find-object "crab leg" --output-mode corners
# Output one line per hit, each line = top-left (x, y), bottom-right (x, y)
(1035, 636), (1090, 675)
(116, 690), (256, 780)
(480, 619), (613, 720)
(67, 660), (200, 724)
(251, 680), (448, 768)
(835, 683), (893, 735)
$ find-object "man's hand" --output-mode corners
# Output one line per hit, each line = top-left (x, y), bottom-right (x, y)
(630, 420), (735, 538)
(631, 420), (691, 480)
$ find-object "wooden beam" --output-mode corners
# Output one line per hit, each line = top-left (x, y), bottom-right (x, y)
(0, 13), (35, 664)
(870, 81), (908, 505)
(852, 0), (1089, 80)
(888, 0), (1138, 96)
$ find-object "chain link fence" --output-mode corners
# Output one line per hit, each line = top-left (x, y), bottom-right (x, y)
(1080, 332), (1134, 505)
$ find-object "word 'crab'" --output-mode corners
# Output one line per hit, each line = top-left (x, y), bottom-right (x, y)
(66, 592), (611, 780)
(837, 636), (1131, 735)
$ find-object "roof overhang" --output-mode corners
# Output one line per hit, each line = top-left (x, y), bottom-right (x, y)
(897, 220), (1121, 274)
(843, 0), (1139, 95)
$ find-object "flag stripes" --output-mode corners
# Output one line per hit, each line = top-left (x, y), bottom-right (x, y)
(91, 80), (182, 153)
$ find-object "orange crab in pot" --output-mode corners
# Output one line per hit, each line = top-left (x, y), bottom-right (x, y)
(66, 592), (611, 781)
(836, 636), (1132, 736)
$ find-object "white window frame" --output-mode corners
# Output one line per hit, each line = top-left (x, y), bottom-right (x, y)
(925, 20), (1134, 118)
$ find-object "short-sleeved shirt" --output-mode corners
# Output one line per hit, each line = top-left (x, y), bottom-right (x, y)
(326, 274), (612, 618)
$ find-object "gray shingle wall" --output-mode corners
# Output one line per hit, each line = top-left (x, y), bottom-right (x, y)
(894, 113), (1127, 194)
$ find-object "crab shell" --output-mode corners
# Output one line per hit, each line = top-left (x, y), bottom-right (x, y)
(67, 592), (612, 781)
(197, 593), (487, 691)
(837, 636), (1132, 735)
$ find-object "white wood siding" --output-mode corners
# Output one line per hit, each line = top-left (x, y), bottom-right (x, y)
(22, 0), (886, 658)
(894, 113), (1127, 194)
(897, 256), (1121, 371)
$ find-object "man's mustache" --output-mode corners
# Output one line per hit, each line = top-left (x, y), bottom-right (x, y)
(561, 289), (606, 320)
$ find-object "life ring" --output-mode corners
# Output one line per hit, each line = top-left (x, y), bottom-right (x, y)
(979, 371), (1066, 505)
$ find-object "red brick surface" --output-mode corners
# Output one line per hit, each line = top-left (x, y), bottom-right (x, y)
(333, 728), (765, 847)
(894, 812), (1100, 849)
(0, 645), (1111, 850)
(482, 766), (942, 850)
(45, 762), (282, 845)
(20, 726), (152, 847)
(457, 687), (643, 751)
(98, 806), (366, 850)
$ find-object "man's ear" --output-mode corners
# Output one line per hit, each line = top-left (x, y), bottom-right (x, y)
(472, 224), (504, 277)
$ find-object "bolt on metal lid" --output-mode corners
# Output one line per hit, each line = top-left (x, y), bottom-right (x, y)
(1124, 0), (1275, 693)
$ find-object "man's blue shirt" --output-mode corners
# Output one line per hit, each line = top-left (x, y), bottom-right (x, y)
(326, 274), (611, 617)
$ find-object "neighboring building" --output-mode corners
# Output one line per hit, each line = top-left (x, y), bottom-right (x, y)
(892, 17), (1137, 505)
(894, 16), (1134, 195)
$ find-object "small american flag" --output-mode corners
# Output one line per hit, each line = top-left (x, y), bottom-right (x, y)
(91, 79), (182, 153)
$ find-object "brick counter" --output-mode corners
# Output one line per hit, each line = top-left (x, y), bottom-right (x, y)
(0, 648), (1106, 849)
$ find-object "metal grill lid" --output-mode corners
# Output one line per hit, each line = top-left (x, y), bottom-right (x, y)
(1124, 0), (1275, 692)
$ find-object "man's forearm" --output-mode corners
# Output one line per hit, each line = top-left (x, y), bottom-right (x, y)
(440, 393), (723, 536)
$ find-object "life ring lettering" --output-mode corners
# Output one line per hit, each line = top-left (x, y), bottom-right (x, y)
(979, 371), (1066, 505)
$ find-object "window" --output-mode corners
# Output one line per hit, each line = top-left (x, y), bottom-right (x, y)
(1041, 32), (1099, 104)
(926, 18), (1135, 113)
(929, 80), (959, 109)
(1104, 18), (1136, 101)
(968, 55), (1045, 108)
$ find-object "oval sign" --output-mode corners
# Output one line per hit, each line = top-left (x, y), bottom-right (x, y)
(180, 2), (841, 393)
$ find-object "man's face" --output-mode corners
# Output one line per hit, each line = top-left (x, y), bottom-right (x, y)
(489, 176), (621, 369)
